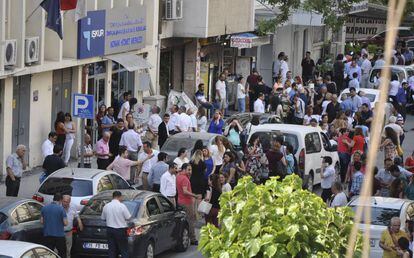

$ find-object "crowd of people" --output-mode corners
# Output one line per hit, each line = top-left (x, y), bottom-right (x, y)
(5, 41), (414, 257)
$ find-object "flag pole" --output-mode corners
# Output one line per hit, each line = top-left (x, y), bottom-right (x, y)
(26, 4), (42, 22)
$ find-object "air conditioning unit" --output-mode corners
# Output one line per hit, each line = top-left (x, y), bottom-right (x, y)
(165, 0), (183, 20)
(3, 39), (17, 68)
(25, 37), (40, 64)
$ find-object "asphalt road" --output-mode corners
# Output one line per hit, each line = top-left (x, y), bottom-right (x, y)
(1, 115), (413, 257)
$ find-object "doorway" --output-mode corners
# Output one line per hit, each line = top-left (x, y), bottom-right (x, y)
(12, 75), (31, 152)
(51, 68), (72, 128)
(87, 76), (105, 143)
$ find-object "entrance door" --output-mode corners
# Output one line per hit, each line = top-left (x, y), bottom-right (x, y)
(87, 76), (105, 143)
(51, 68), (72, 128)
(12, 75), (31, 151)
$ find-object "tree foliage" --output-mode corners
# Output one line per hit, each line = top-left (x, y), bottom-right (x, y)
(198, 175), (363, 258)
(257, 0), (363, 34)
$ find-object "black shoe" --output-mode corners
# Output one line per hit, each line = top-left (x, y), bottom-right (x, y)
(191, 240), (198, 245)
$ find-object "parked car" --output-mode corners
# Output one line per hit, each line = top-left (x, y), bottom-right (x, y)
(0, 197), (44, 244)
(72, 190), (190, 258)
(356, 27), (414, 46)
(348, 197), (414, 258)
(368, 65), (414, 88)
(160, 132), (220, 158)
(338, 88), (380, 108)
(224, 112), (282, 128)
(247, 124), (340, 191)
(0, 240), (59, 258)
(32, 168), (133, 211)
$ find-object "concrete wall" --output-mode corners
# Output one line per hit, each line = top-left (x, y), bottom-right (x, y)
(29, 71), (53, 166)
(183, 40), (198, 98)
(173, 0), (209, 38)
(0, 77), (13, 175)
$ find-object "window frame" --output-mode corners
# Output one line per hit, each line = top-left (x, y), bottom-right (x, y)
(145, 198), (162, 217)
(97, 175), (115, 193)
(305, 132), (322, 154)
(157, 196), (175, 213)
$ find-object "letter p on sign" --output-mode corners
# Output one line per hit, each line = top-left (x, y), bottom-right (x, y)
(72, 94), (94, 119)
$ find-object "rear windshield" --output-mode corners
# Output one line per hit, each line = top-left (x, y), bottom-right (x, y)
(249, 132), (299, 154)
(161, 138), (209, 153)
(39, 178), (93, 197)
(81, 199), (140, 216)
(350, 206), (401, 226)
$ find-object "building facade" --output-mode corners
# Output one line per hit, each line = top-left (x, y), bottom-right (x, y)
(0, 0), (159, 173)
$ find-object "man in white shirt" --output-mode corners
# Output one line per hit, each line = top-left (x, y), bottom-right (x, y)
(330, 182), (348, 208)
(348, 72), (360, 90)
(42, 132), (57, 159)
(187, 108), (198, 132)
(384, 116), (404, 138)
(320, 156), (336, 203)
(160, 161), (178, 206)
(176, 106), (192, 132)
(272, 52), (285, 82)
(360, 54), (372, 88)
(146, 106), (162, 149)
(215, 73), (227, 114)
(62, 195), (83, 257)
(168, 105), (179, 134)
(118, 98), (130, 120)
(138, 142), (159, 190)
(119, 123), (143, 182)
(101, 191), (131, 258)
(293, 94), (305, 124)
(389, 75), (400, 98)
(280, 56), (289, 84)
(254, 93), (265, 113)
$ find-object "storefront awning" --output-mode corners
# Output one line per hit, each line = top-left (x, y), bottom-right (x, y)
(106, 53), (153, 72)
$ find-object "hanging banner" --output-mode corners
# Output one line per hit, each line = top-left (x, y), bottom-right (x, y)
(345, 16), (386, 40)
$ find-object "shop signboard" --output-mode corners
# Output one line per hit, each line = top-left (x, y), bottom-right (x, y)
(345, 16), (386, 40)
(230, 37), (253, 49)
(77, 6), (146, 59)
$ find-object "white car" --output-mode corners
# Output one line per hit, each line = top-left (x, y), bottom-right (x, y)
(348, 197), (414, 258)
(0, 240), (59, 258)
(32, 168), (133, 211)
(247, 124), (340, 191)
(338, 88), (380, 109)
(368, 65), (414, 89)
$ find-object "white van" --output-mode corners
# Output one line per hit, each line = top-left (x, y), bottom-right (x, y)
(368, 65), (414, 88)
(247, 124), (340, 191)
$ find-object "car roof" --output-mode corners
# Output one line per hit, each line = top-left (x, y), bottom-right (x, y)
(48, 168), (111, 180)
(0, 197), (37, 212)
(372, 65), (408, 70)
(348, 197), (412, 210)
(0, 240), (48, 255)
(168, 132), (219, 141)
(250, 123), (323, 134)
(91, 190), (156, 201)
(340, 88), (380, 95)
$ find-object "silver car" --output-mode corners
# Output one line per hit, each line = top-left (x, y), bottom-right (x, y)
(32, 168), (132, 211)
(0, 240), (59, 258)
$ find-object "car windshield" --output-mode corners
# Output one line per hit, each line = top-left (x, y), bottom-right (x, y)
(350, 206), (401, 226)
(341, 93), (376, 102)
(38, 178), (93, 197)
(81, 199), (140, 216)
(161, 138), (209, 153)
(249, 132), (299, 154)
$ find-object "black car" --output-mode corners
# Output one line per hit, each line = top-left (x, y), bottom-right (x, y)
(72, 190), (190, 258)
(0, 197), (44, 243)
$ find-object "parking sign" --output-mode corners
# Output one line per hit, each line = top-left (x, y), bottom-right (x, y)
(72, 94), (94, 119)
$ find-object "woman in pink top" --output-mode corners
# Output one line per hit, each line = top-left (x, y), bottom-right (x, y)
(107, 146), (153, 184)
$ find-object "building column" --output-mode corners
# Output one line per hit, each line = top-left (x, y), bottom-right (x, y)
(1, 78), (13, 178)
(105, 60), (112, 108)
(183, 39), (199, 98)
(72, 65), (83, 158)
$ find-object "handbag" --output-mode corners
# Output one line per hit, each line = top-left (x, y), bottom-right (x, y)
(396, 144), (404, 157)
(198, 200), (212, 214)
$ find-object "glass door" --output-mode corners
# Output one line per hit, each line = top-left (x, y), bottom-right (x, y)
(87, 75), (106, 143)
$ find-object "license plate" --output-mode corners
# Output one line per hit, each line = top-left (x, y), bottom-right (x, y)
(83, 242), (108, 250)
(370, 239), (375, 247)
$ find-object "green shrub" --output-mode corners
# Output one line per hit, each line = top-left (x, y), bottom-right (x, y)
(198, 175), (362, 258)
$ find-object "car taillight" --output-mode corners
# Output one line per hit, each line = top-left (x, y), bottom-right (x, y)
(0, 231), (11, 240)
(127, 225), (149, 236)
(80, 199), (89, 205)
(72, 226), (78, 234)
(299, 148), (305, 170)
(32, 194), (44, 203)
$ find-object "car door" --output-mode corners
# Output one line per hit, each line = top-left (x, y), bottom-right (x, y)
(10, 203), (43, 244)
(304, 132), (322, 184)
(157, 195), (177, 248)
(145, 197), (165, 254)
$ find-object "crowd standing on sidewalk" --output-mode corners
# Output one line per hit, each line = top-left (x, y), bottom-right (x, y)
(5, 42), (414, 257)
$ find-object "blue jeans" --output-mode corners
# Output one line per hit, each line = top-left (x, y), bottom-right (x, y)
(238, 98), (246, 113)
(201, 102), (215, 119)
(338, 152), (350, 183)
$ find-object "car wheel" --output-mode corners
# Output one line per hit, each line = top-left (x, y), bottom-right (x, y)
(306, 173), (314, 192)
(144, 241), (154, 258)
(176, 225), (190, 252)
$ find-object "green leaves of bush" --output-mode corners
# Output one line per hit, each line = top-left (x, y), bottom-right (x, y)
(198, 175), (362, 257)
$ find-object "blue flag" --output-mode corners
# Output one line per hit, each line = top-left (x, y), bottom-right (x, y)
(40, 0), (63, 39)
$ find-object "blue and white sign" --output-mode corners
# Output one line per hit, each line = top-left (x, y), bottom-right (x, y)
(78, 10), (106, 59)
(77, 7), (146, 59)
(72, 94), (94, 119)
